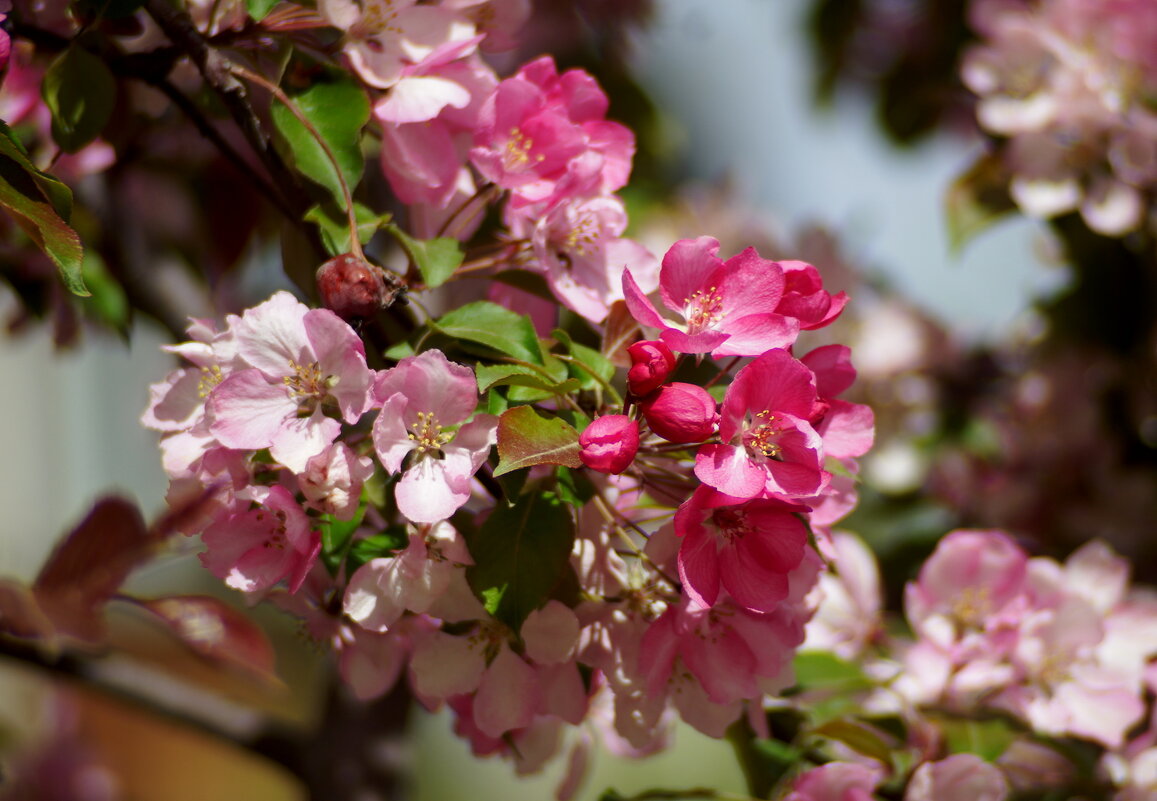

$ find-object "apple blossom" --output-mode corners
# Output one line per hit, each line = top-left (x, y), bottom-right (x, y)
(579, 415), (639, 474)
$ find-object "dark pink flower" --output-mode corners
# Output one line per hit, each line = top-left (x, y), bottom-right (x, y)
(694, 349), (828, 501)
(674, 486), (809, 612)
(639, 382), (716, 444)
(776, 260), (848, 330)
(623, 237), (798, 356)
(579, 415), (639, 474)
(626, 339), (676, 397)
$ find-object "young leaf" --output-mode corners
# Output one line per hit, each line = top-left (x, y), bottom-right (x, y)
(387, 224), (464, 288)
(42, 47), (117, 154)
(434, 301), (544, 365)
(271, 78), (370, 209)
(319, 505), (367, 575)
(0, 127), (86, 295)
(305, 202), (390, 255)
(810, 718), (896, 765)
(465, 489), (576, 631)
(245, 0), (279, 21)
(138, 595), (280, 684)
(347, 527), (410, 574)
(552, 328), (616, 391)
(946, 153), (1017, 252)
(494, 405), (583, 477)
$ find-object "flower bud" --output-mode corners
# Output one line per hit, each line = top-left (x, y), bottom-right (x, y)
(626, 339), (676, 396)
(579, 415), (639, 474)
(316, 253), (405, 322)
(639, 382), (717, 443)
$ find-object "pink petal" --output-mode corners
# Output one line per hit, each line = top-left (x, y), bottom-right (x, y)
(473, 646), (540, 737)
(658, 236), (723, 315)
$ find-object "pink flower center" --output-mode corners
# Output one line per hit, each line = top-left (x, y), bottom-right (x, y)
(354, 0), (402, 37)
(683, 286), (723, 334)
(561, 212), (599, 258)
(711, 508), (752, 544)
(283, 359), (335, 416)
(503, 127), (542, 172)
(742, 410), (783, 459)
(408, 410), (454, 456)
(951, 585), (992, 628)
(198, 365), (224, 398)
(256, 509), (289, 550)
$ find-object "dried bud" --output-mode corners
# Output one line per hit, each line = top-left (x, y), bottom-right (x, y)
(579, 415), (639, 474)
(626, 339), (676, 396)
(316, 253), (405, 322)
(639, 382), (717, 443)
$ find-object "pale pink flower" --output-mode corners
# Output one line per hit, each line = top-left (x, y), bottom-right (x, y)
(207, 291), (373, 474)
(673, 486), (809, 613)
(344, 520), (474, 631)
(784, 761), (886, 801)
(199, 485), (321, 594)
(694, 348), (828, 501)
(804, 531), (884, 660)
(623, 237), (798, 356)
(299, 442), (375, 519)
(372, 349), (497, 523)
(905, 754), (1009, 801)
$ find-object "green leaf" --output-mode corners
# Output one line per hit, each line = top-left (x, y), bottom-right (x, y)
(347, 527), (409, 574)
(0, 130), (86, 295)
(475, 363), (581, 398)
(555, 466), (596, 507)
(42, 47), (117, 154)
(79, 251), (128, 334)
(271, 78), (369, 209)
(939, 716), (1016, 762)
(320, 505), (367, 575)
(791, 651), (873, 692)
(809, 718), (896, 764)
(387, 224), (464, 288)
(494, 405), (583, 477)
(552, 328), (616, 392)
(245, 0), (279, 21)
(946, 153), (1017, 252)
(466, 489), (576, 631)
(305, 202), (390, 255)
(434, 301), (543, 365)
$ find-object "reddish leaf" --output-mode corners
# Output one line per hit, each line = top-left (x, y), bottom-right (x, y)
(32, 496), (153, 643)
(137, 595), (280, 684)
(494, 405), (583, 477)
(601, 299), (641, 368)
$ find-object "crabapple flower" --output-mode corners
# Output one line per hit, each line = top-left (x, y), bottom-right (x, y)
(673, 486), (808, 612)
(199, 485), (321, 594)
(470, 56), (634, 207)
(623, 236), (799, 356)
(579, 415), (639, 474)
(776, 260), (849, 330)
(639, 382), (717, 444)
(372, 349), (497, 524)
(784, 761), (886, 801)
(694, 348), (828, 501)
(299, 442), (374, 520)
(626, 339), (676, 397)
(207, 291), (373, 474)
(905, 754), (1009, 801)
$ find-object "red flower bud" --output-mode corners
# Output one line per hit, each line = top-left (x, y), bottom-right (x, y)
(626, 339), (676, 396)
(316, 254), (405, 322)
(579, 415), (639, 474)
(639, 382), (717, 443)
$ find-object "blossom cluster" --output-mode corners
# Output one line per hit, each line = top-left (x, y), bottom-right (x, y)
(130, 0), (874, 791)
(963, 0), (1157, 235)
(791, 528), (1157, 800)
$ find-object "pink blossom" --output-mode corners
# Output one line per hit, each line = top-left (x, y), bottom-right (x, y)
(785, 761), (886, 801)
(470, 56), (634, 207)
(639, 382), (717, 444)
(805, 531), (884, 659)
(372, 349), (497, 524)
(694, 348), (828, 501)
(626, 339), (676, 397)
(207, 291), (373, 474)
(299, 442), (374, 519)
(623, 237), (798, 356)
(579, 415), (639, 474)
(673, 486), (809, 612)
(905, 754), (1009, 801)
(776, 260), (849, 330)
(199, 485), (320, 594)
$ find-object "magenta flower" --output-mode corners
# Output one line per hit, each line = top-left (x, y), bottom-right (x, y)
(775, 260), (849, 331)
(674, 486), (808, 612)
(207, 291), (373, 474)
(372, 349), (497, 524)
(199, 485), (321, 594)
(639, 382), (717, 444)
(622, 237), (799, 356)
(694, 349), (828, 501)
(579, 415), (639, 474)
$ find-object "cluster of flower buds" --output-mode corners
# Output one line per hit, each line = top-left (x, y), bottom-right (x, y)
(963, 0), (1157, 235)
